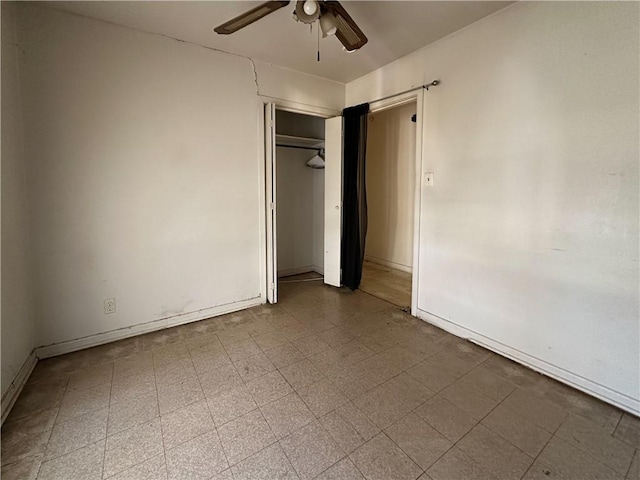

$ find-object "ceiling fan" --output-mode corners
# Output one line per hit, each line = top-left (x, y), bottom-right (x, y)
(214, 0), (368, 52)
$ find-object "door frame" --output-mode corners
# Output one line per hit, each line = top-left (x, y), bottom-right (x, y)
(258, 97), (341, 303)
(368, 89), (425, 317)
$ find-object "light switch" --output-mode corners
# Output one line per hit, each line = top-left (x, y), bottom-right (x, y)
(425, 172), (434, 186)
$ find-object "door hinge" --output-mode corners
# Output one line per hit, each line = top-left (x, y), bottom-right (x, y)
(270, 202), (275, 211)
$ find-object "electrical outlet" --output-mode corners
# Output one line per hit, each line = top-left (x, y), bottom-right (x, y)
(104, 298), (116, 315)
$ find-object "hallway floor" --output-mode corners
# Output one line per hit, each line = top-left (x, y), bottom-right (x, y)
(2, 281), (638, 480)
(359, 260), (412, 309)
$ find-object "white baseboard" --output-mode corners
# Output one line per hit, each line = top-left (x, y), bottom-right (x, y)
(278, 265), (323, 278)
(416, 308), (640, 416)
(365, 256), (412, 274)
(36, 296), (263, 359)
(1, 350), (37, 425)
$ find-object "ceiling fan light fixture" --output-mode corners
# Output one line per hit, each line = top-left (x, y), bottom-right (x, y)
(320, 12), (338, 37)
(294, 0), (320, 23)
(303, 0), (318, 15)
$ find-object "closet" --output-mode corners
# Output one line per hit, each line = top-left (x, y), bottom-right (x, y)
(275, 110), (325, 281)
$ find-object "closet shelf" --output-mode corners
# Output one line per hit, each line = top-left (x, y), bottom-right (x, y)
(275, 134), (324, 149)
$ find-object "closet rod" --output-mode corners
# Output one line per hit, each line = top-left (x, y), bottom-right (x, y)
(352, 80), (440, 108)
(275, 144), (322, 151)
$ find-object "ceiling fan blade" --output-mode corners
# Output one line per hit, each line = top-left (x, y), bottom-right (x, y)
(214, 1), (290, 35)
(321, 1), (368, 51)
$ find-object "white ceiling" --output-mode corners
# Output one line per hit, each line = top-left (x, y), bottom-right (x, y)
(42, 1), (513, 83)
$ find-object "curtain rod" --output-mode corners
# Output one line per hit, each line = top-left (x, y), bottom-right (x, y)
(352, 80), (440, 109)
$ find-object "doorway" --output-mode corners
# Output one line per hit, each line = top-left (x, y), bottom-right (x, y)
(275, 110), (326, 288)
(263, 102), (343, 304)
(359, 101), (417, 310)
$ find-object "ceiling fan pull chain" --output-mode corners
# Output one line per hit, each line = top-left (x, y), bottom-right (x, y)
(317, 21), (320, 62)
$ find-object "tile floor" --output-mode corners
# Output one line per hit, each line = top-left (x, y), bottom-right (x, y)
(2, 281), (639, 480)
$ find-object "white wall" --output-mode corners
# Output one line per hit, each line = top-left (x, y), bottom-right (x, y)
(13, 5), (344, 352)
(365, 103), (416, 272)
(347, 2), (639, 412)
(1, 3), (38, 400)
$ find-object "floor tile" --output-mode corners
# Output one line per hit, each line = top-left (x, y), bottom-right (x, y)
(217, 409), (276, 465)
(264, 343), (305, 368)
(207, 385), (257, 426)
(224, 338), (263, 362)
(0, 454), (42, 480)
(108, 390), (159, 436)
(254, 331), (291, 350)
(556, 414), (635, 474)
(246, 370), (293, 406)
(314, 458), (364, 480)
(154, 357), (196, 385)
(261, 392), (315, 439)
(537, 436), (622, 480)
(481, 403), (553, 457)
(615, 414), (640, 449)
(37, 440), (104, 480)
(501, 388), (568, 432)
(458, 365), (517, 401)
(456, 424), (533, 479)
(157, 376), (204, 415)
(160, 400), (214, 450)
(111, 370), (156, 405)
(627, 450), (639, 480)
(350, 432), (422, 480)
(320, 402), (380, 454)
(165, 430), (228, 480)
(481, 355), (546, 390)
(6, 383), (65, 421)
(56, 383), (111, 424)
(298, 378), (348, 417)
(152, 341), (190, 367)
(141, 328), (183, 351)
(353, 381), (412, 429)
(67, 363), (113, 392)
(292, 335), (331, 357)
(217, 327), (251, 347)
(280, 359), (325, 390)
(198, 363), (244, 399)
(44, 408), (108, 461)
(234, 351), (276, 382)
(543, 382), (622, 433)
(440, 381), (498, 420)
(109, 454), (168, 480)
(1, 421), (51, 466)
(332, 340), (376, 365)
(522, 460), (568, 480)
(427, 446), (496, 480)
(414, 395), (477, 442)
(377, 345), (423, 371)
(190, 344), (231, 371)
(406, 360), (457, 393)
(231, 443), (298, 480)
(425, 349), (481, 378)
(388, 372), (434, 409)
(280, 421), (344, 480)
(385, 412), (452, 470)
(103, 418), (163, 478)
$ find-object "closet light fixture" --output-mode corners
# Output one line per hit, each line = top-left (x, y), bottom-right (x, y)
(320, 12), (337, 37)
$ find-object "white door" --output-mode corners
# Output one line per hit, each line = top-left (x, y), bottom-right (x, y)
(265, 103), (278, 303)
(324, 116), (343, 287)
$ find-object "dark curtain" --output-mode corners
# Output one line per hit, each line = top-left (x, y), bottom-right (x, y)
(341, 103), (370, 290)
